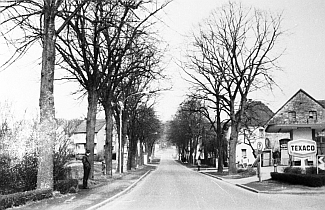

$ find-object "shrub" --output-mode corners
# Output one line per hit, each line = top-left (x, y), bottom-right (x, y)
(271, 172), (325, 187)
(306, 167), (318, 174)
(54, 179), (78, 194)
(283, 166), (325, 175)
(0, 155), (12, 194)
(17, 153), (38, 191)
(0, 188), (52, 210)
(0, 153), (38, 195)
(53, 152), (72, 181)
(237, 167), (256, 176)
(237, 168), (246, 173)
(283, 166), (302, 174)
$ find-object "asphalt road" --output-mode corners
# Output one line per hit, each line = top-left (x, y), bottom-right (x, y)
(96, 149), (325, 210)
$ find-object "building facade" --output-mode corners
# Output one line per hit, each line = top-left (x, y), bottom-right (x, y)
(71, 119), (118, 160)
(266, 89), (325, 166)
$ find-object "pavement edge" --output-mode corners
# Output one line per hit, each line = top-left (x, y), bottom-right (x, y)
(201, 171), (325, 195)
(85, 169), (153, 210)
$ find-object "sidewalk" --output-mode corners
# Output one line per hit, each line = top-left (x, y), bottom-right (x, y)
(199, 166), (325, 194)
(12, 165), (156, 210)
(200, 165), (282, 185)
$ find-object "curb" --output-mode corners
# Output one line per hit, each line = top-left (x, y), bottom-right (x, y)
(235, 184), (259, 193)
(200, 171), (325, 195)
(85, 169), (153, 210)
(200, 171), (223, 181)
(201, 172), (260, 193)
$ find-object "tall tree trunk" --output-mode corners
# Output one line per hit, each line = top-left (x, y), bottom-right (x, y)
(148, 142), (154, 162)
(217, 122), (224, 173)
(121, 117), (128, 172)
(104, 104), (113, 176)
(215, 91), (224, 172)
(86, 89), (98, 178)
(139, 140), (144, 166)
(128, 135), (137, 170)
(37, 5), (56, 190)
(228, 122), (239, 174)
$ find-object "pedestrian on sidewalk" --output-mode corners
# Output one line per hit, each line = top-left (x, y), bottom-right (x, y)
(82, 149), (91, 189)
(197, 149), (202, 171)
(197, 156), (201, 171)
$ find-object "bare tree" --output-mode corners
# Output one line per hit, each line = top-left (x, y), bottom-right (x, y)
(184, 2), (284, 174)
(117, 75), (160, 170)
(56, 0), (171, 175)
(183, 57), (228, 172)
(0, 0), (86, 189)
(109, 34), (166, 172)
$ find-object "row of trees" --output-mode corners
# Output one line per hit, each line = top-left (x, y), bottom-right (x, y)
(168, 97), (274, 171)
(167, 98), (227, 167)
(171, 2), (285, 174)
(1, 0), (170, 189)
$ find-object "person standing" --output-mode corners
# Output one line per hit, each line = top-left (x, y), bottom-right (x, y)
(197, 149), (202, 171)
(82, 149), (91, 189)
(197, 156), (201, 171)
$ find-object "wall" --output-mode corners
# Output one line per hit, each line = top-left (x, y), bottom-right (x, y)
(292, 127), (313, 139)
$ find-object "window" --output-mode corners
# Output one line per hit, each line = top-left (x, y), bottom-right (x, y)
(242, 149), (247, 158)
(309, 111), (317, 120)
(259, 128), (264, 138)
(288, 111), (296, 122)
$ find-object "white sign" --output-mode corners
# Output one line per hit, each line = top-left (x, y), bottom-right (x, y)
(318, 155), (325, 171)
(257, 141), (263, 150)
(288, 139), (317, 158)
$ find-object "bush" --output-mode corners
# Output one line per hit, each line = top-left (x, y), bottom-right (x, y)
(0, 188), (52, 210)
(53, 150), (74, 181)
(283, 166), (325, 175)
(306, 167), (317, 174)
(283, 167), (303, 174)
(17, 153), (38, 191)
(237, 167), (256, 176)
(0, 153), (38, 195)
(54, 179), (78, 194)
(271, 172), (325, 187)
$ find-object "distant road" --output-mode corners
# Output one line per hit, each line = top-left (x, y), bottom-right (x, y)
(96, 148), (324, 210)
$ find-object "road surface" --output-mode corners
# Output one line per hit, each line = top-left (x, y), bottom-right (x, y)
(96, 149), (324, 210)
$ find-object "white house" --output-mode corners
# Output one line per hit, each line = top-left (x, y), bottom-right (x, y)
(71, 119), (118, 160)
(234, 100), (286, 167)
(236, 126), (265, 167)
(236, 126), (289, 167)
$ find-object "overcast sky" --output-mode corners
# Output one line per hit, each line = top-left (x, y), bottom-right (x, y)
(1, 0), (325, 122)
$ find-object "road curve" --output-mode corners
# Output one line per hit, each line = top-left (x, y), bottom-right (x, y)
(96, 149), (325, 210)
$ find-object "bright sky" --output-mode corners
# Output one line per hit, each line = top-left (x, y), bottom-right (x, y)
(0, 0), (325, 122)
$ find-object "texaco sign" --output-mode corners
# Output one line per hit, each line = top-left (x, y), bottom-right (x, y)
(288, 139), (317, 158)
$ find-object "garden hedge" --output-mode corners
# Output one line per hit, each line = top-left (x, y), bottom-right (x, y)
(0, 188), (52, 210)
(271, 172), (325, 187)
(54, 179), (79, 194)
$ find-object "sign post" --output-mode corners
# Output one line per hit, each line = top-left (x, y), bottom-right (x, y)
(257, 141), (263, 182)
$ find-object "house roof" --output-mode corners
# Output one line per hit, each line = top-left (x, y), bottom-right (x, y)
(265, 89), (325, 132)
(267, 89), (324, 125)
(318, 100), (325, 108)
(73, 119), (106, 134)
